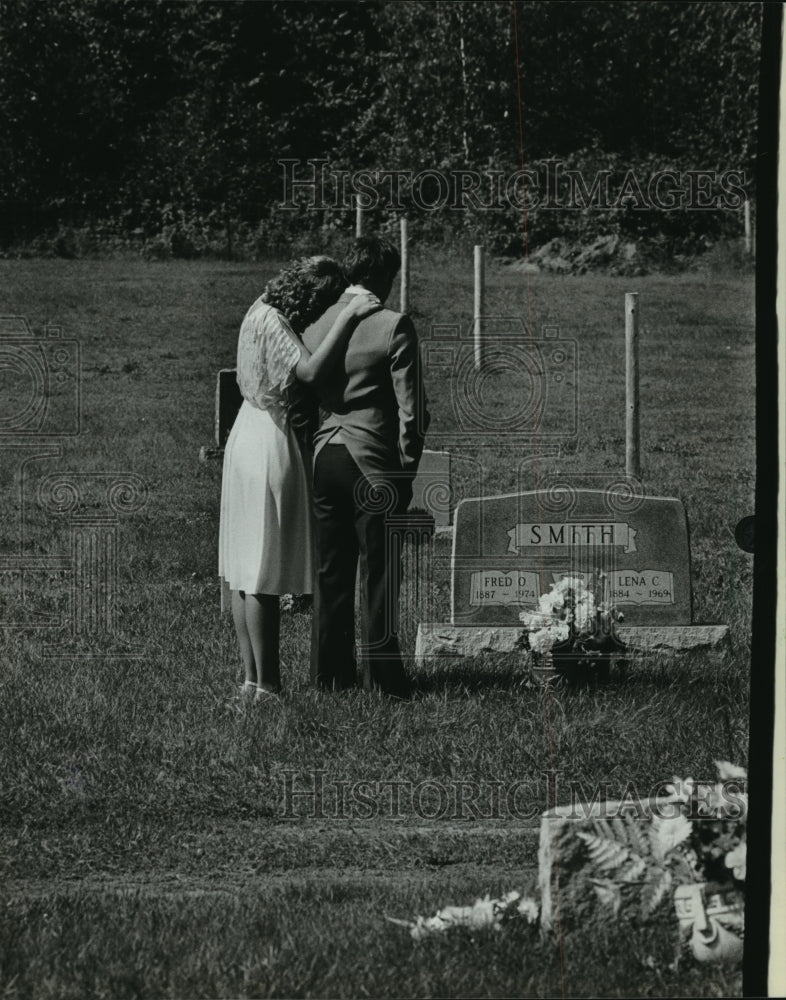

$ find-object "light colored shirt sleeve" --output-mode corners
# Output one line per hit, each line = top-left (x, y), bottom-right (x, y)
(235, 300), (302, 412)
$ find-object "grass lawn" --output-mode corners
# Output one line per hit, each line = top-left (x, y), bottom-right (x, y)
(0, 258), (753, 997)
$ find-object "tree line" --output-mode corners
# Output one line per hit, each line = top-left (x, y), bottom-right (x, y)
(0, 0), (762, 257)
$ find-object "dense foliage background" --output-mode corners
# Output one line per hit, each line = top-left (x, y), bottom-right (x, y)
(0, 0), (762, 258)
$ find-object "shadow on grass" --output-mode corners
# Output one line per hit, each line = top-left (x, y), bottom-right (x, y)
(412, 659), (530, 697)
(410, 648), (742, 700)
(0, 883), (742, 999)
(412, 656), (633, 698)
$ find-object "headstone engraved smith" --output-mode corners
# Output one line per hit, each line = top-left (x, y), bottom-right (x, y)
(451, 488), (692, 626)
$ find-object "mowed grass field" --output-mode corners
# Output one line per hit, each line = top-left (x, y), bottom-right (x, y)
(0, 258), (754, 998)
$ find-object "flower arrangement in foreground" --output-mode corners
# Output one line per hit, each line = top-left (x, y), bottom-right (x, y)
(388, 762), (746, 965)
(664, 760), (747, 887)
(577, 760), (746, 897)
(386, 891), (539, 940)
(519, 572), (627, 682)
(575, 760), (746, 962)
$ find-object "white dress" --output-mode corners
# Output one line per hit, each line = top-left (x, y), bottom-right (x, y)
(218, 300), (313, 596)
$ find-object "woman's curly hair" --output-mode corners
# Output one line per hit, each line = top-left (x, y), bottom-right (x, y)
(260, 255), (345, 332)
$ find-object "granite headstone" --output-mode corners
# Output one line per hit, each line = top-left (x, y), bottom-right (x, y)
(451, 488), (692, 626)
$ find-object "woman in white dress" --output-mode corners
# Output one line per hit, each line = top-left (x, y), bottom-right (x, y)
(218, 256), (380, 702)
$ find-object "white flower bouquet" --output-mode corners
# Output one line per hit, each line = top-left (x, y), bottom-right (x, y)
(387, 891), (539, 940)
(519, 572), (627, 683)
(660, 760), (747, 890)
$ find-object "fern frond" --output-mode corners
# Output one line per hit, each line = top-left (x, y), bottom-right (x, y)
(625, 816), (651, 858)
(623, 856), (649, 882)
(577, 830), (630, 872)
(589, 878), (622, 916)
(611, 815), (629, 846)
(641, 868), (673, 918)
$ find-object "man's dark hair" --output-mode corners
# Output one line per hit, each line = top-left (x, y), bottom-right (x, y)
(342, 236), (400, 287)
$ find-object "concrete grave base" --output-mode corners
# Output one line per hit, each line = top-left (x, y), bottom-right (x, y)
(414, 623), (728, 665)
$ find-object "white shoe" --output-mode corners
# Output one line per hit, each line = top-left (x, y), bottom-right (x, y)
(254, 686), (281, 704)
(226, 681), (258, 712)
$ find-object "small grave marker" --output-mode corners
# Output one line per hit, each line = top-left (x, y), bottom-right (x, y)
(215, 368), (243, 448)
(409, 450), (452, 526)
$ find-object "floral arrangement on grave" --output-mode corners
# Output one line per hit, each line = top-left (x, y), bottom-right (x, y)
(519, 572), (627, 681)
(576, 761), (746, 963)
(386, 762), (746, 967)
(387, 891), (539, 940)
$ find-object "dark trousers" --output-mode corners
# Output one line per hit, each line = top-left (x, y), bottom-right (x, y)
(311, 444), (411, 697)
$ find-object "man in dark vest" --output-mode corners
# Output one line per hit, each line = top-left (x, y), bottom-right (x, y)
(302, 236), (430, 697)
